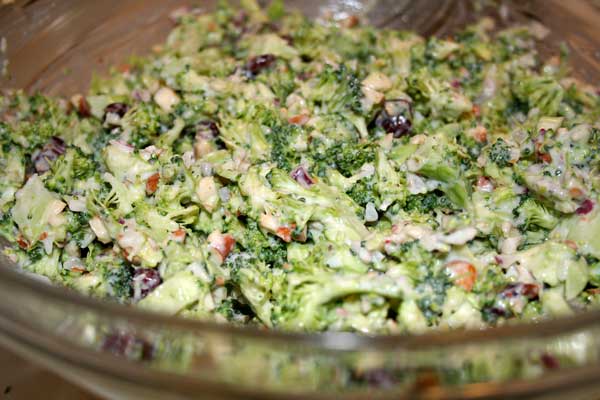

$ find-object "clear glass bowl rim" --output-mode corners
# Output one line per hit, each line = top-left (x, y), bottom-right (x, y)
(2, 259), (600, 351)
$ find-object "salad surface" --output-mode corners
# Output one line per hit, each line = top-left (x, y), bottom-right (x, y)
(1, 1), (600, 334)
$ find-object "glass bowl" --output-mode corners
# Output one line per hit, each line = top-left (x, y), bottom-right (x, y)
(1, 1), (600, 398)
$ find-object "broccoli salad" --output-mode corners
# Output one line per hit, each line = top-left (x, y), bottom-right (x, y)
(1, 1), (600, 334)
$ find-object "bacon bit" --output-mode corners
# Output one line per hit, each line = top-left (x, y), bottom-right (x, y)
(446, 260), (477, 292)
(71, 266), (86, 273)
(472, 125), (487, 143)
(538, 152), (552, 163)
(70, 94), (91, 117)
(564, 240), (578, 250)
(38, 232), (48, 241)
(297, 71), (312, 81)
(472, 104), (481, 117)
(171, 228), (186, 243)
(215, 276), (226, 287)
(287, 113), (309, 125)
(208, 232), (235, 261)
(207, 21), (217, 32)
(587, 288), (600, 295)
(569, 187), (584, 199)
(145, 173), (160, 195)
(341, 14), (360, 28)
(276, 225), (294, 243)
(414, 369), (440, 390)
(476, 176), (494, 192)
(540, 353), (560, 370)
(500, 283), (539, 300)
(282, 263), (292, 271)
(576, 199), (594, 215)
(290, 166), (315, 188)
(292, 225), (308, 242)
(118, 64), (132, 74)
(16, 235), (29, 250)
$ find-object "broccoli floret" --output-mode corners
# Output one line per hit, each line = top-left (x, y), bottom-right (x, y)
(488, 138), (511, 168)
(104, 265), (133, 302)
(45, 147), (96, 194)
(65, 211), (92, 247)
(311, 140), (375, 177)
(121, 103), (162, 148)
(513, 74), (564, 116)
(238, 219), (288, 268)
(415, 270), (452, 326)
(406, 134), (469, 209)
(24, 242), (46, 263)
(12, 94), (72, 152)
(268, 123), (301, 171)
(256, 64), (297, 104)
(515, 197), (559, 230)
(406, 68), (472, 121)
(387, 240), (436, 269)
(273, 268), (406, 331)
(0, 211), (14, 241)
(346, 178), (378, 208)
(403, 190), (455, 214)
(227, 250), (285, 326)
(306, 64), (363, 115)
(11, 175), (67, 245)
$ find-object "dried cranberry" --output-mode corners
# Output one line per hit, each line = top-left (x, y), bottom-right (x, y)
(352, 368), (396, 388)
(72, 95), (91, 117)
(297, 71), (312, 81)
(281, 34), (294, 46)
(102, 332), (154, 361)
(104, 102), (129, 122)
(380, 114), (412, 138)
(132, 268), (162, 300)
(232, 11), (248, 28)
(540, 353), (560, 370)
(488, 305), (511, 318)
(500, 283), (539, 300)
(196, 120), (220, 139)
(290, 166), (315, 188)
(32, 136), (66, 173)
(576, 199), (594, 215)
(376, 99), (413, 138)
(244, 54), (276, 77)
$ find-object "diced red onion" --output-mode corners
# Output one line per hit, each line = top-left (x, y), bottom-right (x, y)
(132, 268), (162, 300)
(32, 136), (66, 173)
(290, 165), (314, 188)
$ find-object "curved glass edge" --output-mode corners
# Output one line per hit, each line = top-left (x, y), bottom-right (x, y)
(2, 0), (600, 397)
(2, 259), (600, 398)
(2, 253), (600, 350)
